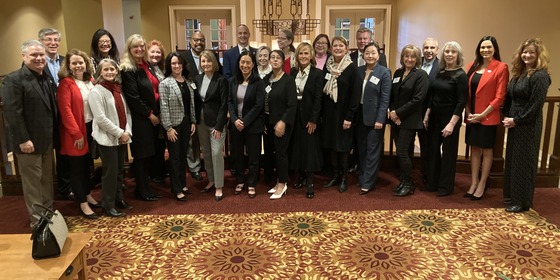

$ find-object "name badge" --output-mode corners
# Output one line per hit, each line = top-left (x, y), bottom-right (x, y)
(370, 76), (380, 85)
(265, 85), (272, 93)
(325, 73), (332, 80)
(191, 83), (197, 90)
(392, 77), (401, 83)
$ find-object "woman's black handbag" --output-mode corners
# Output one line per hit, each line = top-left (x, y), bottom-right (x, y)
(30, 204), (68, 259)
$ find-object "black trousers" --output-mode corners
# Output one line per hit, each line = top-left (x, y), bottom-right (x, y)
(265, 122), (292, 183)
(426, 112), (461, 194)
(56, 151), (72, 195)
(166, 120), (190, 195)
(132, 157), (153, 198)
(394, 127), (416, 182)
(68, 154), (92, 203)
(230, 128), (261, 187)
(99, 145), (127, 209)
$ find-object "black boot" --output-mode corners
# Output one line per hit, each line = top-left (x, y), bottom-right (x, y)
(338, 176), (348, 193)
(306, 184), (314, 199)
(324, 173), (340, 188)
(393, 181), (405, 193)
(394, 181), (415, 197)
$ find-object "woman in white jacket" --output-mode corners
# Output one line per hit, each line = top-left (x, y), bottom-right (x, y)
(89, 58), (133, 217)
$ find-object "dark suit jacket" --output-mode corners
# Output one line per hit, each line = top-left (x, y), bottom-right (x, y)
(422, 57), (439, 113)
(194, 73), (229, 131)
(121, 64), (159, 159)
(223, 45), (257, 79)
(228, 78), (265, 134)
(263, 73), (297, 126)
(290, 66), (323, 126)
(179, 49), (224, 80)
(351, 50), (387, 68)
(1, 65), (57, 153)
(358, 64), (392, 126)
(390, 68), (429, 130)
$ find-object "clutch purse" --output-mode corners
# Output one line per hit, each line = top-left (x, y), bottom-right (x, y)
(30, 204), (68, 259)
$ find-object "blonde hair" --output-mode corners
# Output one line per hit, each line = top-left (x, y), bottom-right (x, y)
(94, 58), (121, 84)
(200, 50), (219, 73)
(295, 42), (316, 68)
(120, 34), (147, 71)
(399, 45), (422, 69)
(438, 41), (464, 69)
(511, 38), (550, 78)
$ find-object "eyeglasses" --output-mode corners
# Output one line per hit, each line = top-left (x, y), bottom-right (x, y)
(98, 40), (111, 45)
(315, 42), (328, 46)
(42, 38), (60, 43)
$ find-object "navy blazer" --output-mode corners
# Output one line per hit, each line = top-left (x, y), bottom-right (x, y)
(223, 45), (257, 79)
(390, 68), (429, 130)
(195, 73), (229, 131)
(228, 78), (265, 134)
(1, 65), (58, 153)
(290, 66), (323, 126)
(358, 64), (392, 126)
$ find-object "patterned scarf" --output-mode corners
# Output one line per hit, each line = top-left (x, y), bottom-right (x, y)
(99, 81), (127, 130)
(323, 54), (353, 103)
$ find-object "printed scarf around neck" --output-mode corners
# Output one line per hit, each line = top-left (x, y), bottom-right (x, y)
(323, 54), (353, 103)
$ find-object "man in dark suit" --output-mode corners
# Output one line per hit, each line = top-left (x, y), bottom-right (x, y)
(223, 24), (257, 79)
(350, 28), (387, 68)
(1, 40), (58, 227)
(419, 37), (440, 185)
(38, 28), (73, 200)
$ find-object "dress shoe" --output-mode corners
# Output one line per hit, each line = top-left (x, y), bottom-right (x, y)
(463, 192), (473, 198)
(116, 200), (133, 210)
(234, 184), (245, 195)
(191, 171), (203, 181)
(338, 177), (348, 193)
(135, 192), (159, 201)
(394, 182), (415, 197)
(270, 184), (287, 199)
(436, 191), (453, 197)
(104, 208), (125, 217)
(470, 195), (483, 201)
(81, 210), (99, 219)
(294, 176), (305, 189)
(88, 202), (102, 209)
(248, 187), (256, 199)
(182, 187), (192, 195)
(306, 184), (314, 199)
(359, 189), (370, 195)
(200, 184), (215, 193)
(268, 187), (276, 194)
(215, 195), (223, 202)
(505, 205), (529, 213)
(324, 174), (340, 188)
(176, 194), (189, 201)
(393, 181), (405, 193)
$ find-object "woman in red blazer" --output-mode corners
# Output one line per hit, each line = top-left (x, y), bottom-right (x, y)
(464, 36), (509, 200)
(56, 49), (100, 219)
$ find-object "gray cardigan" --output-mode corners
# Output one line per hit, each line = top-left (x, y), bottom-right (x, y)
(88, 84), (133, 147)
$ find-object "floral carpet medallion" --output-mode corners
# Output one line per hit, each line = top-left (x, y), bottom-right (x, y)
(66, 208), (560, 279)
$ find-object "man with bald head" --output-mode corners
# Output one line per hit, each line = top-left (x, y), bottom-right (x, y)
(1, 39), (58, 227)
(223, 24), (257, 79)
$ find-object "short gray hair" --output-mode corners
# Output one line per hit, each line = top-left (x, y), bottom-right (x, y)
(95, 58), (121, 84)
(38, 28), (61, 40)
(21, 40), (45, 53)
(439, 41), (464, 68)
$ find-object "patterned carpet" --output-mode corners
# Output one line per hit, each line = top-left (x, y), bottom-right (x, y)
(67, 208), (560, 279)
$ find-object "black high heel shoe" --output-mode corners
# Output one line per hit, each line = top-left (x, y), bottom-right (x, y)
(338, 176), (348, 193)
(200, 184), (215, 193)
(306, 184), (314, 199)
(394, 182), (415, 197)
(324, 174), (340, 188)
(470, 186), (488, 200)
(81, 210), (99, 219)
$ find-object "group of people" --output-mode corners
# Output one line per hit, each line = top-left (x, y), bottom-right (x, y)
(0, 24), (551, 226)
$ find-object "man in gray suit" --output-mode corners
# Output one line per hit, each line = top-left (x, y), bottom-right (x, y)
(1, 40), (58, 227)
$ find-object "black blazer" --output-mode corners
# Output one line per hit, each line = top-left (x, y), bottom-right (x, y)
(390, 68), (429, 130)
(228, 78), (265, 134)
(121, 64), (159, 159)
(0, 65), (57, 153)
(422, 57), (439, 113)
(263, 73), (297, 126)
(223, 45), (258, 79)
(351, 50), (387, 68)
(195, 72), (229, 131)
(290, 66), (323, 126)
(179, 49), (223, 80)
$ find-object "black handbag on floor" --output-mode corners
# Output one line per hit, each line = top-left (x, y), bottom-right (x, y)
(30, 204), (68, 259)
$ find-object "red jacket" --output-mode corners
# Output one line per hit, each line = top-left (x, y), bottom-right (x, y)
(466, 59), (509, 126)
(56, 77), (89, 156)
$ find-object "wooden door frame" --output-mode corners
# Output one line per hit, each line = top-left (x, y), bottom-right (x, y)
(168, 5), (237, 50)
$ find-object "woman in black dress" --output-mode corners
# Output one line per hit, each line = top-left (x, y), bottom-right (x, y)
(502, 38), (551, 212)
(464, 36), (509, 200)
(390, 45), (429, 197)
(229, 51), (265, 199)
(423, 41), (468, 197)
(290, 42), (323, 199)
(322, 36), (361, 193)
(264, 50), (297, 199)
